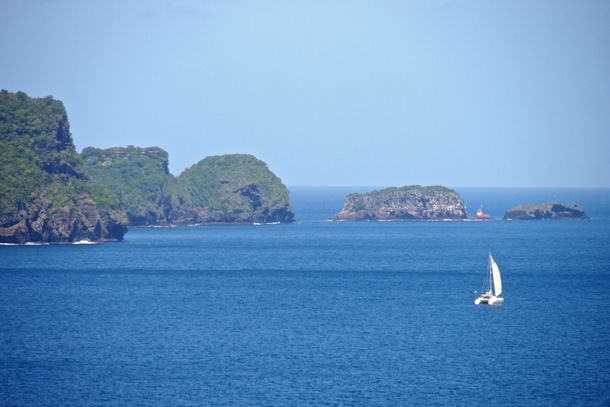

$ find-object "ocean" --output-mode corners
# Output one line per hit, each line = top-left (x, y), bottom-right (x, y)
(1, 187), (609, 406)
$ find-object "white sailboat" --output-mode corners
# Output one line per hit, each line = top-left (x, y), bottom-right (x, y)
(474, 253), (504, 305)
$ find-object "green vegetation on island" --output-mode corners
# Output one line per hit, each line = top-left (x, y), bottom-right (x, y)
(179, 154), (294, 223)
(0, 90), (128, 243)
(1, 90), (295, 243)
(81, 146), (192, 225)
(81, 149), (294, 225)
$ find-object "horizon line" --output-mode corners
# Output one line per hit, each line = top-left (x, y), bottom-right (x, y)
(286, 185), (610, 189)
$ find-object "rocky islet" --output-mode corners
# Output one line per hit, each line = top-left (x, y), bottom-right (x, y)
(333, 185), (468, 221)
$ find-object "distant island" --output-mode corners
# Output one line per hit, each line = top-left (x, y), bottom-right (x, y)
(504, 203), (588, 220)
(0, 90), (294, 244)
(332, 185), (468, 221)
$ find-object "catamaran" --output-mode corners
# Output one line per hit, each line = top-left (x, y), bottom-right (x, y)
(474, 253), (504, 305)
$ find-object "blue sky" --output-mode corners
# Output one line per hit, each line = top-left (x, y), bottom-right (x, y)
(1, 0), (609, 186)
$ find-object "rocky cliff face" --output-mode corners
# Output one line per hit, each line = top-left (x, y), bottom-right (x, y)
(333, 185), (468, 221)
(504, 203), (588, 220)
(0, 90), (128, 243)
(178, 154), (295, 224)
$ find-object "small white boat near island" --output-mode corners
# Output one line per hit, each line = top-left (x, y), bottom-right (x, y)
(474, 253), (504, 305)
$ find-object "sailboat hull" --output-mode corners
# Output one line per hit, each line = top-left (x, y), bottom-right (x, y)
(474, 295), (504, 305)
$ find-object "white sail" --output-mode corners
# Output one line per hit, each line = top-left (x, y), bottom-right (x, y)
(490, 255), (502, 296)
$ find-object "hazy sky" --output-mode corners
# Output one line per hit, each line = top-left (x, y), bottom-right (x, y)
(1, 0), (609, 186)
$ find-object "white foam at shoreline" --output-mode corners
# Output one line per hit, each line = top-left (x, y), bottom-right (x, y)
(72, 240), (97, 245)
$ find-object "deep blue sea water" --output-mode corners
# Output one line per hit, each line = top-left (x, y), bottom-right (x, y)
(1, 188), (610, 406)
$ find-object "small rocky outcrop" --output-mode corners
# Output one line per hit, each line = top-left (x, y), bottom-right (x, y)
(504, 203), (588, 220)
(332, 185), (468, 221)
(0, 90), (128, 244)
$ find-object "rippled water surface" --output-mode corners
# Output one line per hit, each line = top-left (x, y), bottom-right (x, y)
(1, 188), (609, 405)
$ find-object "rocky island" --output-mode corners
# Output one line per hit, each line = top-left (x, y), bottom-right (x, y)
(0, 90), (128, 244)
(504, 203), (588, 220)
(179, 154), (295, 224)
(1, 90), (294, 243)
(332, 185), (468, 221)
